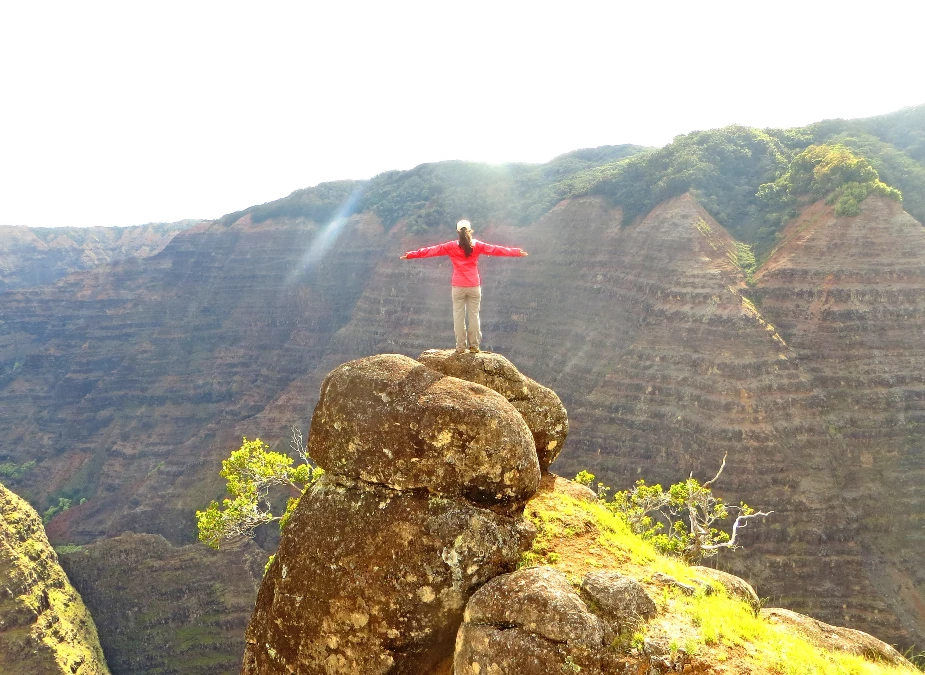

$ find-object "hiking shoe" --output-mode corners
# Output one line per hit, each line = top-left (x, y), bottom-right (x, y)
(469, 346), (480, 353)
(455, 348), (467, 354)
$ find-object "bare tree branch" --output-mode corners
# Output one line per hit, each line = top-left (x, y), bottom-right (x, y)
(703, 452), (728, 489)
(290, 426), (309, 464)
(702, 510), (774, 551)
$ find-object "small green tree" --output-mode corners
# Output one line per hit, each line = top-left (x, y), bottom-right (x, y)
(579, 454), (772, 562)
(196, 428), (322, 549)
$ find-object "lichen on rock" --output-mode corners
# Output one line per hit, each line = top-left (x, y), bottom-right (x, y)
(579, 570), (657, 634)
(242, 353), (543, 674)
(243, 474), (534, 674)
(0, 482), (110, 675)
(455, 566), (607, 675)
(307, 354), (541, 506)
(417, 349), (569, 472)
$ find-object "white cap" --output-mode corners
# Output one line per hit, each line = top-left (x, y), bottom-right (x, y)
(456, 219), (471, 231)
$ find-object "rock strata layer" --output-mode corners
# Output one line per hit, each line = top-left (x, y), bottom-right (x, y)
(0, 221), (195, 293)
(59, 532), (266, 675)
(0, 482), (110, 675)
(242, 354), (541, 674)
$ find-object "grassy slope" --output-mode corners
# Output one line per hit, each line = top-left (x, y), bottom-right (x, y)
(522, 478), (918, 674)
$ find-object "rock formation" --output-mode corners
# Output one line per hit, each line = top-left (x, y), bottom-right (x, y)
(579, 570), (658, 633)
(745, 196), (925, 644)
(0, 481), (110, 675)
(2, 183), (925, 660)
(59, 532), (266, 675)
(306, 354), (540, 505)
(454, 474), (915, 674)
(761, 607), (910, 667)
(455, 566), (609, 675)
(689, 565), (761, 613)
(0, 221), (196, 293)
(241, 354), (542, 674)
(416, 349), (568, 472)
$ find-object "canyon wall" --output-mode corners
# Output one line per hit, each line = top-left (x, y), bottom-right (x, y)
(0, 221), (196, 293)
(1, 192), (923, 668)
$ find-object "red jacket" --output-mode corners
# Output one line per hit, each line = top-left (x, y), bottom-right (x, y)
(404, 239), (523, 287)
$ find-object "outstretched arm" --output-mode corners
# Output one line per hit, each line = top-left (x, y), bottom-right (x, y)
(477, 242), (528, 257)
(401, 242), (451, 259)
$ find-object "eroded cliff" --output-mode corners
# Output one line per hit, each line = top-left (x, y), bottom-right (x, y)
(0, 221), (197, 293)
(0, 481), (110, 675)
(58, 533), (266, 675)
(1, 187), (924, 666)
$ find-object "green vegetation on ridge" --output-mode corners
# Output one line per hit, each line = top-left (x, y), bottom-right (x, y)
(757, 144), (901, 221)
(216, 105), (925, 266)
(219, 144), (648, 229)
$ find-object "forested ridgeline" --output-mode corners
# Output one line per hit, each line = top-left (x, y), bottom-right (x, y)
(220, 105), (925, 257)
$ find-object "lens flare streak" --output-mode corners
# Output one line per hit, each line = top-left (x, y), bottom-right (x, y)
(286, 188), (364, 285)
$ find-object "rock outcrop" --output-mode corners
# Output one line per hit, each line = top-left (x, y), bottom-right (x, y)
(417, 349), (569, 472)
(690, 565), (761, 614)
(455, 567), (608, 675)
(59, 532), (266, 675)
(579, 570), (658, 634)
(455, 474), (916, 674)
(0, 482), (110, 675)
(242, 354), (542, 674)
(307, 354), (540, 505)
(762, 607), (910, 667)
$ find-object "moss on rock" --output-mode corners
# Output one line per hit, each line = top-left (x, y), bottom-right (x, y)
(0, 481), (110, 675)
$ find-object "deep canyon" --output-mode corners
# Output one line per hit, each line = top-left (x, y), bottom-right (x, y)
(1, 108), (924, 672)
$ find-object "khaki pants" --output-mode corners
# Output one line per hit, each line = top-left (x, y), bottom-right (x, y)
(451, 286), (481, 350)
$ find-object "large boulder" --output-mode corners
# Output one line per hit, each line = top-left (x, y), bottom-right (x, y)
(691, 565), (761, 614)
(579, 571), (657, 634)
(417, 350), (568, 472)
(761, 608), (912, 667)
(454, 566), (607, 675)
(243, 353), (547, 674)
(242, 475), (533, 675)
(307, 354), (540, 506)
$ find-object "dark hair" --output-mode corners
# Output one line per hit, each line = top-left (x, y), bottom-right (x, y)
(458, 228), (473, 258)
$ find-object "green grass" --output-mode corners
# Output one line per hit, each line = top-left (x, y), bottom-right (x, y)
(523, 486), (919, 674)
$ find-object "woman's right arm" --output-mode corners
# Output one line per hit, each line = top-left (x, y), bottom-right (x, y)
(402, 242), (450, 259)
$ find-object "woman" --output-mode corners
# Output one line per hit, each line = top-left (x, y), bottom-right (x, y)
(401, 219), (528, 354)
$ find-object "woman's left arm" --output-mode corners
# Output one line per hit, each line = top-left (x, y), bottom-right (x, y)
(477, 242), (528, 257)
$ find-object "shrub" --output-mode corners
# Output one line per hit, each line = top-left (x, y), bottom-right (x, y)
(195, 429), (322, 550)
(578, 455), (771, 562)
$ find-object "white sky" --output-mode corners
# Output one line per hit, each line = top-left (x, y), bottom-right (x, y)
(1, 0), (923, 228)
